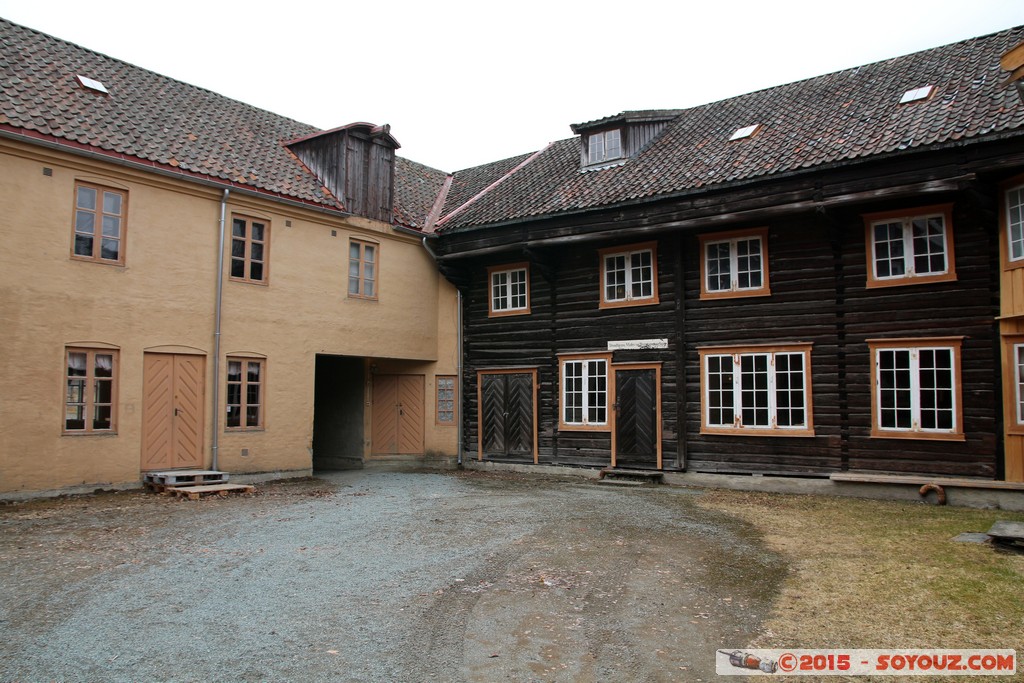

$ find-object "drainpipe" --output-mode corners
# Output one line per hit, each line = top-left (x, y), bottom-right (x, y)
(212, 189), (230, 471)
(422, 236), (464, 466)
(456, 288), (463, 467)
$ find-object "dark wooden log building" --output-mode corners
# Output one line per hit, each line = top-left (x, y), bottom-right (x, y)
(430, 26), (1024, 482)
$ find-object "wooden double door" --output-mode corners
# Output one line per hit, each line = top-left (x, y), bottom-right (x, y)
(371, 374), (424, 455)
(141, 353), (205, 471)
(479, 371), (536, 460)
(477, 365), (660, 468)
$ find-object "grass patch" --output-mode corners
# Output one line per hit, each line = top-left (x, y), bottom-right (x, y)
(697, 491), (1024, 678)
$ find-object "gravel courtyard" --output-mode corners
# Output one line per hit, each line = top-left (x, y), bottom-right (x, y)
(0, 470), (784, 682)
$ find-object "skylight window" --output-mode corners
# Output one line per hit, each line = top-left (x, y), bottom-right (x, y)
(899, 85), (934, 104)
(76, 75), (108, 94)
(729, 124), (761, 141)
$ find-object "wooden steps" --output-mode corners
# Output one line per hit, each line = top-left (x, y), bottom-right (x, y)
(597, 468), (664, 486)
(164, 483), (255, 500)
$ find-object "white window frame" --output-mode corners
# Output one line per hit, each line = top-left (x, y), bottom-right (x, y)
(1006, 184), (1024, 265)
(559, 354), (610, 430)
(599, 242), (658, 308)
(698, 229), (770, 299)
(488, 263), (529, 316)
(587, 129), (622, 166)
(869, 338), (963, 440)
(699, 344), (813, 436)
(865, 205), (955, 287)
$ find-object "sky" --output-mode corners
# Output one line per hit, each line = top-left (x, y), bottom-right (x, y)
(0, 0), (1021, 172)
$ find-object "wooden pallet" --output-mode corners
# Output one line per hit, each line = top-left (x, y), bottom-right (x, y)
(144, 469), (229, 492)
(164, 484), (254, 500)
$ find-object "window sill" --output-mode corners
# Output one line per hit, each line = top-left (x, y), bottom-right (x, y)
(70, 255), (125, 268)
(225, 427), (266, 433)
(229, 277), (269, 287)
(488, 308), (530, 318)
(62, 430), (118, 437)
(699, 288), (771, 301)
(558, 423), (611, 433)
(599, 298), (659, 310)
(700, 427), (815, 438)
(869, 430), (965, 442)
(865, 273), (957, 289)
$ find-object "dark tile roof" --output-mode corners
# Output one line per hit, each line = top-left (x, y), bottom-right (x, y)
(0, 17), (440, 229)
(394, 156), (448, 230)
(439, 26), (1024, 232)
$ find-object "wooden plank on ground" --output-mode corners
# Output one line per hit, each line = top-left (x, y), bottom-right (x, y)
(165, 484), (254, 500)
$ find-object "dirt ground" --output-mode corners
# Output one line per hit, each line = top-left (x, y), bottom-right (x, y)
(0, 471), (783, 682)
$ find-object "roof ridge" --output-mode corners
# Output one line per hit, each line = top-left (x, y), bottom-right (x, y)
(437, 143), (552, 229)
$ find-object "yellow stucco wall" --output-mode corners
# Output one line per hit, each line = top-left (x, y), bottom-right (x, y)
(0, 139), (458, 494)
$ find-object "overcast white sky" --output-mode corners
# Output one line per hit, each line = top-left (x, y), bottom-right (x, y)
(0, 1), (1020, 171)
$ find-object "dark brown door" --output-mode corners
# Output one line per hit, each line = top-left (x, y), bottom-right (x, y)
(614, 368), (659, 469)
(371, 375), (424, 455)
(480, 373), (534, 458)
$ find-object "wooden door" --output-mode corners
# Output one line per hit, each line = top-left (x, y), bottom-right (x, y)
(480, 372), (534, 459)
(613, 367), (661, 469)
(141, 353), (205, 471)
(371, 375), (424, 455)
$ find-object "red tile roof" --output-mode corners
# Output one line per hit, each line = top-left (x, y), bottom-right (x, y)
(0, 18), (446, 229)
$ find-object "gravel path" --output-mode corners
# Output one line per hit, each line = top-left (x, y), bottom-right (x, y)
(0, 470), (784, 682)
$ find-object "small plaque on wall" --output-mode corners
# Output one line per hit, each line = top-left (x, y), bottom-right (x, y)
(607, 339), (668, 351)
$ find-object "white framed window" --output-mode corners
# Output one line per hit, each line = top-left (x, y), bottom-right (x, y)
(864, 205), (955, 287)
(488, 263), (529, 316)
(599, 242), (658, 307)
(699, 344), (813, 436)
(869, 338), (963, 440)
(1015, 343), (1024, 426)
(560, 354), (610, 430)
(1006, 185), (1024, 265)
(587, 129), (622, 166)
(698, 229), (770, 299)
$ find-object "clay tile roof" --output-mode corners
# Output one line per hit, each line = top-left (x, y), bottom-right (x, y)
(439, 25), (1024, 232)
(0, 17), (438, 228)
(394, 157), (448, 230)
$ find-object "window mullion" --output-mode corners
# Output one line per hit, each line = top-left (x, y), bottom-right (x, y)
(732, 353), (742, 427)
(729, 240), (739, 290)
(768, 353), (778, 428)
(910, 349), (921, 430)
(903, 220), (915, 276)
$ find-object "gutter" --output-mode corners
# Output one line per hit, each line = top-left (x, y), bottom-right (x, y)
(211, 189), (230, 471)
(421, 235), (464, 467)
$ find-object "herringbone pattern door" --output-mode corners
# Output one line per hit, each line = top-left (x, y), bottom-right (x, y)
(480, 372), (534, 458)
(371, 374), (424, 455)
(613, 368), (659, 469)
(141, 353), (205, 471)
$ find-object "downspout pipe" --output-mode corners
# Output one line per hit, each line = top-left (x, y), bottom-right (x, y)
(212, 189), (230, 471)
(422, 236), (464, 466)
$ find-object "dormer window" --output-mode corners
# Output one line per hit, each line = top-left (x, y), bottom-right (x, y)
(587, 130), (622, 166)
